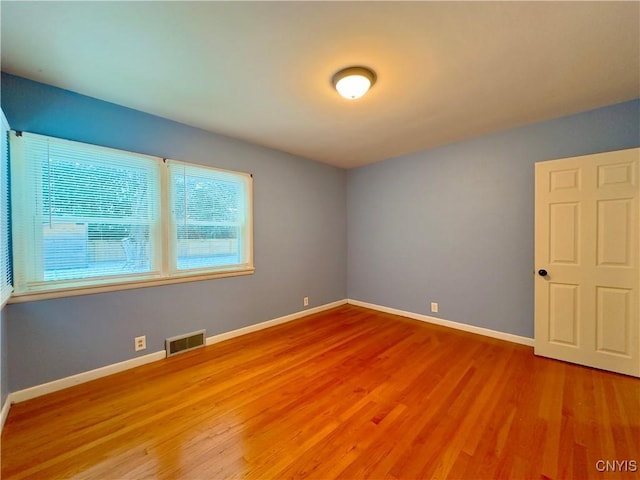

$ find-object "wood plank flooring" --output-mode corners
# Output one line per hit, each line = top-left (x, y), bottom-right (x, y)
(1, 305), (638, 479)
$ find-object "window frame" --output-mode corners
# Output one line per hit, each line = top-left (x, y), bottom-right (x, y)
(9, 131), (254, 303)
(0, 111), (12, 307)
(166, 159), (254, 277)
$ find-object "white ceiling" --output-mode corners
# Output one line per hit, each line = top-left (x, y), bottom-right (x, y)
(2, 1), (639, 169)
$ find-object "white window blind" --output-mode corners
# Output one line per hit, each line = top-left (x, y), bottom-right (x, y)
(10, 132), (162, 293)
(167, 160), (252, 273)
(0, 113), (11, 305)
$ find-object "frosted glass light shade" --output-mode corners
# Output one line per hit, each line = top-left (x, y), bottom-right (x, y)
(332, 66), (376, 100)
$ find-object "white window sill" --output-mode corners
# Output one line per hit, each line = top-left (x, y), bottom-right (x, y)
(8, 268), (255, 303)
(1, 288), (13, 310)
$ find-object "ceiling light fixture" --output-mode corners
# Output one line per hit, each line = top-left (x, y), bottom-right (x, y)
(332, 66), (377, 100)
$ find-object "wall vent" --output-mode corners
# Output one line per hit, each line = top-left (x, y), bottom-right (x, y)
(166, 329), (206, 357)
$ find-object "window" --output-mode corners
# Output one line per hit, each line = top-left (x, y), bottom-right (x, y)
(0, 113), (11, 306)
(167, 160), (252, 274)
(10, 132), (253, 299)
(11, 132), (162, 291)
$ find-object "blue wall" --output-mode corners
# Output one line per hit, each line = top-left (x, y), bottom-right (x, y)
(2, 71), (638, 396)
(347, 99), (640, 338)
(1, 73), (347, 392)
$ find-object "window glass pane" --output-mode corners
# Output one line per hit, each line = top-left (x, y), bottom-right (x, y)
(170, 162), (250, 272)
(40, 156), (154, 280)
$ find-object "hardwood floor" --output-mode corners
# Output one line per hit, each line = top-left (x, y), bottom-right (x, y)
(1, 305), (638, 479)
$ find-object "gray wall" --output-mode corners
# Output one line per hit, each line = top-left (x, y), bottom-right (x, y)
(2, 71), (638, 396)
(1, 74), (347, 392)
(347, 99), (640, 338)
(1, 107), (8, 406)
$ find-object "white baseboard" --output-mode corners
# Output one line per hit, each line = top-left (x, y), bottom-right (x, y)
(207, 299), (347, 346)
(8, 350), (167, 406)
(347, 299), (534, 347)
(0, 298), (349, 433)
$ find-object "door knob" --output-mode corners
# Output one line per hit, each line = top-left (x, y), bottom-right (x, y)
(538, 269), (548, 277)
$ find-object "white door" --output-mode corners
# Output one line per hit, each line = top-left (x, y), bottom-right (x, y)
(534, 148), (639, 377)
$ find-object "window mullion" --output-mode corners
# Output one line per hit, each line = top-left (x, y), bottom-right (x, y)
(159, 158), (170, 276)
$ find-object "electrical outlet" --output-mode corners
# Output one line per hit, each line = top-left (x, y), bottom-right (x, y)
(430, 302), (438, 313)
(134, 335), (146, 351)
(303, 296), (309, 307)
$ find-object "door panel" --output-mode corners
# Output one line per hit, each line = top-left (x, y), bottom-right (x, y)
(597, 199), (631, 266)
(597, 161), (635, 188)
(595, 287), (630, 356)
(549, 203), (580, 264)
(548, 283), (579, 346)
(535, 148), (639, 377)
(550, 168), (581, 191)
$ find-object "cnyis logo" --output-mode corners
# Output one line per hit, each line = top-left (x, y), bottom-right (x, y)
(595, 460), (638, 472)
